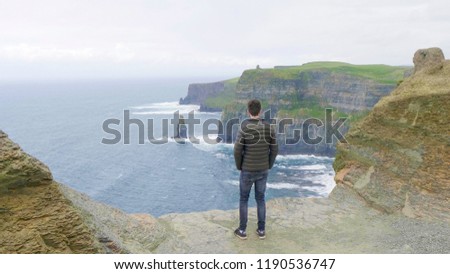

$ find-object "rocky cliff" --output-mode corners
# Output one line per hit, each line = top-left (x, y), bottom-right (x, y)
(334, 47), (450, 221)
(179, 81), (225, 112)
(0, 130), (167, 253)
(181, 62), (410, 156)
(235, 64), (405, 112)
(180, 78), (239, 111)
(156, 49), (448, 253)
(182, 62), (409, 113)
(1, 49), (449, 254)
(0, 130), (101, 253)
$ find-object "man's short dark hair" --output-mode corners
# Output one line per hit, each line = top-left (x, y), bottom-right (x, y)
(247, 99), (261, 116)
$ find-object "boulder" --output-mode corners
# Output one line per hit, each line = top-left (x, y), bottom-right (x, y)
(413, 47), (445, 74)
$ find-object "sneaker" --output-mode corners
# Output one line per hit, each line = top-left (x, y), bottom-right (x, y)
(256, 229), (266, 239)
(234, 228), (247, 240)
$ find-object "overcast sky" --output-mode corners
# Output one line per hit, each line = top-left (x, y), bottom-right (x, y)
(0, 0), (449, 80)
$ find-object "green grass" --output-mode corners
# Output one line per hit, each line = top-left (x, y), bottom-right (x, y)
(240, 62), (410, 85)
(327, 64), (410, 84)
(204, 62), (410, 110)
(203, 62), (408, 125)
(203, 77), (239, 109)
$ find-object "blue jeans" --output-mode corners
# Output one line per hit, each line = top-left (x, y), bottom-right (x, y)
(239, 170), (268, 231)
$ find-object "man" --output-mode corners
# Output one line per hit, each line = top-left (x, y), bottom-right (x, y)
(233, 99), (278, 240)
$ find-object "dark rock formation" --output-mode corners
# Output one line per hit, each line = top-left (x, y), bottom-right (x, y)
(334, 48), (450, 221)
(179, 81), (225, 105)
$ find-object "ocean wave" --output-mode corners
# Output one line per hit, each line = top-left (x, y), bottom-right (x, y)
(267, 183), (300, 190)
(130, 101), (200, 115)
(303, 173), (336, 196)
(274, 164), (328, 171)
(188, 136), (234, 152)
(215, 153), (228, 159)
(131, 101), (193, 109)
(290, 164), (327, 170)
(225, 180), (301, 190)
(225, 180), (239, 186)
(277, 154), (334, 161)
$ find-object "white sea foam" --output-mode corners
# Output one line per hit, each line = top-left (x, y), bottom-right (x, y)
(225, 180), (301, 190)
(131, 101), (187, 109)
(217, 142), (234, 149)
(188, 135), (233, 153)
(215, 153), (228, 159)
(130, 101), (200, 115)
(267, 183), (300, 190)
(274, 164), (328, 171)
(277, 154), (334, 161)
(225, 180), (239, 186)
(290, 164), (327, 170)
(302, 173), (336, 196)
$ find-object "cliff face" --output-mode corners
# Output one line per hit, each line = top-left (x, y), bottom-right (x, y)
(333, 48), (450, 221)
(184, 62), (408, 114)
(179, 81), (225, 106)
(0, 130), (101, 253)
(0, 130), (167, 253)
(235, 68), (398, 112)
(182, 63), (409, 156)
(2, 50), (448, 254)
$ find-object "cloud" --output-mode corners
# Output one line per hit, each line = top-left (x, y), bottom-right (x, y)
(0, 43), (143, 63)
(0, 0), (449, 79)
(0, 44), (96, 62)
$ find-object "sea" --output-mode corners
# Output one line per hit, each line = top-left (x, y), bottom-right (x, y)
(0, 78), (335, 216)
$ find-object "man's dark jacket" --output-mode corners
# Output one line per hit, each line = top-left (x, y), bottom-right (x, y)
(234, 118), (278, 171)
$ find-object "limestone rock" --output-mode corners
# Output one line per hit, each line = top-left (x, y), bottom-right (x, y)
(0, 130), (167, 254)
(413, 47), (445, 74)
(180, 81), (225, 105)
(236, 69), (396, 112)
(155, 188), (450, 253)
(59, 184), (167, 253)
(0, 132), (101, 253)
(334, 48), (450, 221)
(0, 131), (52, 191)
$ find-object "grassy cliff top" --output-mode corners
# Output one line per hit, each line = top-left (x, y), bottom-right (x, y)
(203, 77), (240, 109)
(205, 62), (412, 114)
(241, 62), (411, 85)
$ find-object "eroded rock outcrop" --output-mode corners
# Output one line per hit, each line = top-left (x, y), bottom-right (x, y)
(0, 130), (101, 253)
(157, 50), (449, 253)
(1, 49), (449, 254)
(413, 47), (445, 74)
(334, 48), (450, 221)
(0, 130), (167, 253)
